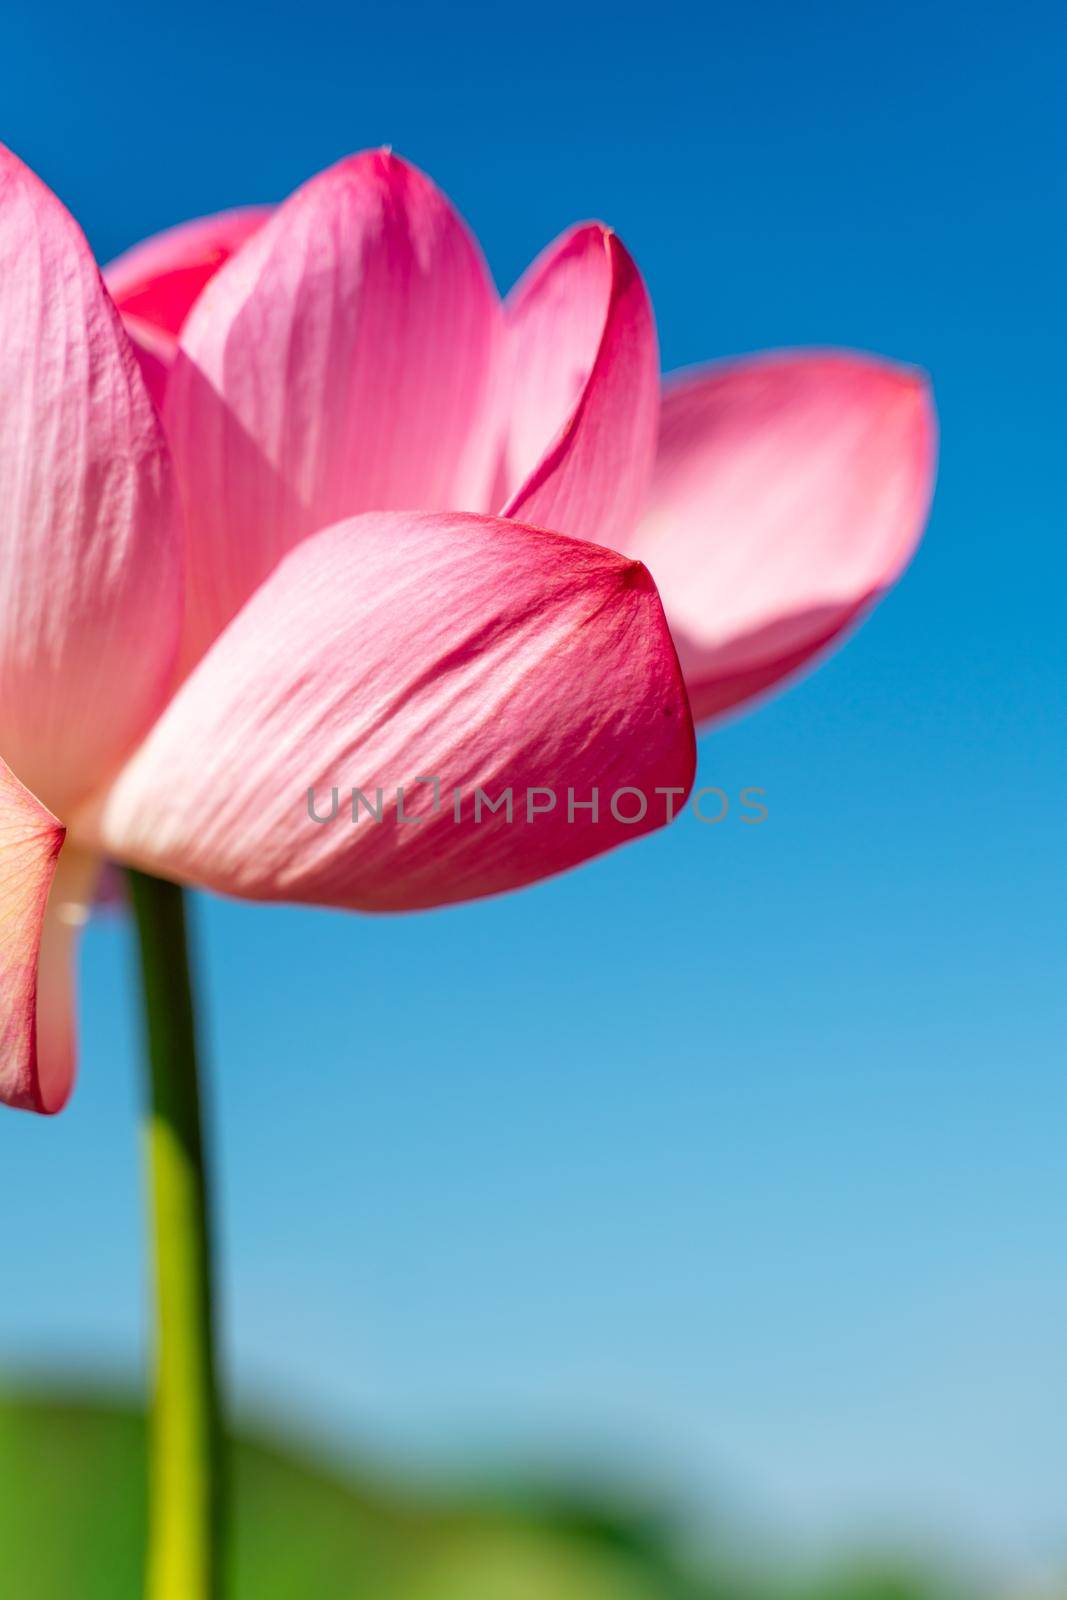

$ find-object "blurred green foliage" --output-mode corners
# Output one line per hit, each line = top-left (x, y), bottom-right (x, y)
(0, 1389), (980, 1600)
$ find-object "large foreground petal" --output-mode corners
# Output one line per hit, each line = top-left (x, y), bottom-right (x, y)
(629, 352), (937, 722)
(0, 758), (65, 1111)
(83, 512), (695, 911)
(0, 145), (183, 815)
(105, 205), (271, 338)
(165, 151), (504, 668)
(501, 225), (659, 552)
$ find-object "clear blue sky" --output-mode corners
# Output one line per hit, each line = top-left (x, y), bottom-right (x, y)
(3, 0), (1065, 1583)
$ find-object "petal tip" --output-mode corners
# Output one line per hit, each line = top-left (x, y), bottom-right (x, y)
(618, 555), (655, 592)
(877, 355), (935, 412)
(322, 146), (430, 196)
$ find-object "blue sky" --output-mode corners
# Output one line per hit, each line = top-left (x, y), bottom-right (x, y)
(3, 0), (1066, 1583)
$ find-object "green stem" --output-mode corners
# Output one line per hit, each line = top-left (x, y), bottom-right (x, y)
(127, 869), (225, 1600)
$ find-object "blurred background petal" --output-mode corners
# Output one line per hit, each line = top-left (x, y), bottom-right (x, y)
(629, 352), (936, 723)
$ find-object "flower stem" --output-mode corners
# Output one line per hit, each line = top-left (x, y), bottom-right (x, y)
(127, 869), (224, 1600)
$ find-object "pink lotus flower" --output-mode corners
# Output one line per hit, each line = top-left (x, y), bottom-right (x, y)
(0, 145), (935, 1115)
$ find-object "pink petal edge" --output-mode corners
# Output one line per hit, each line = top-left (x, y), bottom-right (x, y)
(501, 224), (660, 553)
(105, 205), (272, 337)
(122, 313), (175, 411)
